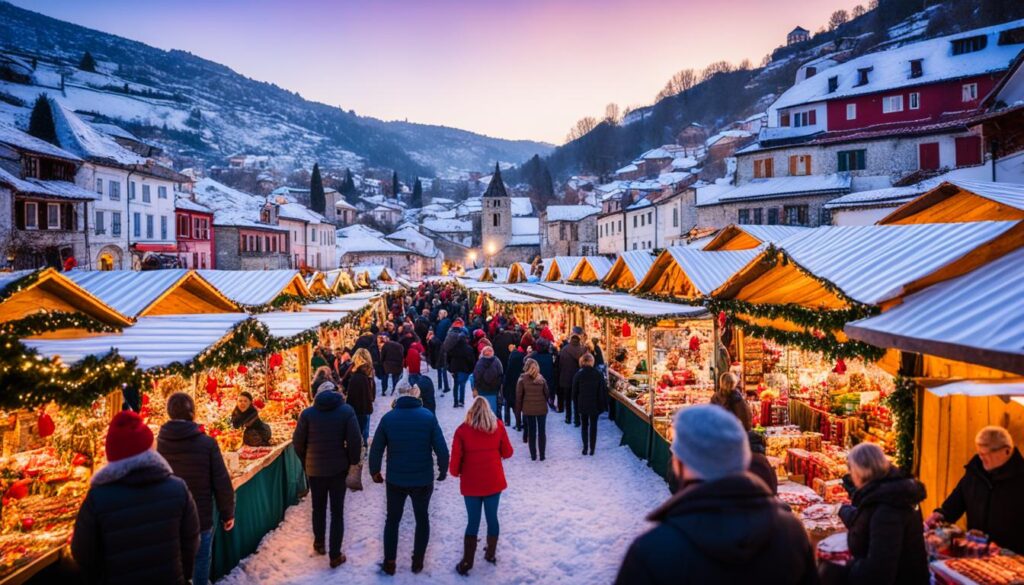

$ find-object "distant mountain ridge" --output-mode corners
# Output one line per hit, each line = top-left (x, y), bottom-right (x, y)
(0, 1), (552, 177)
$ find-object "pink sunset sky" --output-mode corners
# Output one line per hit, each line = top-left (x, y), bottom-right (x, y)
(16, 0), (864, 144)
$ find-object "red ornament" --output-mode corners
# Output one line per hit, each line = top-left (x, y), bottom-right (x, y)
(621, 322), (631, 338)
(198, 424), (206, 435)
(717, 311), (727, 329)
(254, 398), (266, 409)
(62, 256), (77, 272)
(833, 359), (847, 375)
(36, 412), (55, 438)
(20, 517), (34, 531)
(205, 376), (218, 395)
(4, 478), (32, 500)
(268, 353), (283, 369)
(689, 336), (700, 352)
(237, 365), (248, 375)
(72, 453), (89, 467)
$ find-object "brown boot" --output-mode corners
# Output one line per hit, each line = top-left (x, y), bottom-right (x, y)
(484, 535), (498, 564)
(380, 559), (396, 576)
(455, 536), (477, 576)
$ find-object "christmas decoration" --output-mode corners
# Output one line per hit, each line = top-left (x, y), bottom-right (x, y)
(886, 376), (917, 471)
(36, 412), (54, 438)
(833, 359), (847, 374)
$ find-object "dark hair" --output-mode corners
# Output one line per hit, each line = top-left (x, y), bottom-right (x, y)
(167, 392), (195, 421)
(239, 391), (254, 403)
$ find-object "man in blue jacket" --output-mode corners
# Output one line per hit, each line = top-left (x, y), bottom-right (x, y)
(369, 382), (449, 576)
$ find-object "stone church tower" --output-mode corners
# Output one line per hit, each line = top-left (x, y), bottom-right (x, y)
(481, 163), (511, 258)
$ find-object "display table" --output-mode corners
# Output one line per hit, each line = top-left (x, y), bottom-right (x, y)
(610, 391), (672, 480)
(211, 443), (306, 581)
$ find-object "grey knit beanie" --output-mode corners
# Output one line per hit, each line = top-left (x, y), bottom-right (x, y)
(671, 404), (751, 480)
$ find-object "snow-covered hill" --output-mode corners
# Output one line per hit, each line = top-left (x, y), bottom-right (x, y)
(0, 1), (552, 176)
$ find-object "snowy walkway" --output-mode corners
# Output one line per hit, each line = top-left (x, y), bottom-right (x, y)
(220, 372), (668, 584)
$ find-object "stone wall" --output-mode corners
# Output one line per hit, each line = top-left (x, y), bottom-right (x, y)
(695, 192), (838, 228)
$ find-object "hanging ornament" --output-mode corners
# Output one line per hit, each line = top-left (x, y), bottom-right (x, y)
(833, 358), (847, 375)
(718, 311), (727, 329)
(254, 398), (266, 409)
(72, 453), (90, 467)
(36, 411), (55, 438)
(268, 353), (283, 369)
(205, 375), (218, 395)
(4, 478), (32, 500)
(621, 322), (631, 338)
(237, 364), (248, 375)
(689, 336), (700, 352)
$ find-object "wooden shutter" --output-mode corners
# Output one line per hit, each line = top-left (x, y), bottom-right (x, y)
(14, 200), (24, 229)
(766, 159), (774, 178)
(780, 112), (790, 127)
(804, 155), (812, 175)
(789, 156), (797, 176)
(38, 202), (47, 231)
(954, 136), (981, 167)
(808, 110), (817, 125)
(919, 143), (940, 170)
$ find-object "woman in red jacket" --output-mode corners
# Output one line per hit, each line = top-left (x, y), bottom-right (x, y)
(449, 396), (513, 576)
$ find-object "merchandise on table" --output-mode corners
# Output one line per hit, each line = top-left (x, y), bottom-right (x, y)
(816, 532), (852, 565)
(936, 556), (1024, 585)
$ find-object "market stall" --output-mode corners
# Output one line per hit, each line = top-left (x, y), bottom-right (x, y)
(601, 251), (655, 292)
(197, 269), (311, 310)
(566, 256), (613, 285)
(505, 261), (532, 284)
(542, 256), (582, 282)
(65, 269), (239, 319)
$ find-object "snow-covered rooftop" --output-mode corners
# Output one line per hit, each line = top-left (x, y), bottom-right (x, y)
(664, 248), (762, 295)
(0, 167), (98, 200)
(174, 195), (212, 213)
(511, 217), (539, 236)
(48, 98), (147, 166)
(337, 234), (412, 255)
(0, 122), (82, 161)
(510, 197), (534, 217)
(423, 218), (472, 233)
(337, 224), (384, 239)
(197, 270), (306, 306)
(706, 173), (851, 204)
(64, 269), (192, 318)
(544, 205), (600, 222)
(824, 184), (931, 210)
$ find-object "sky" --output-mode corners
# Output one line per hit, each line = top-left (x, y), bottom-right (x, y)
(14, 0), (863, 144)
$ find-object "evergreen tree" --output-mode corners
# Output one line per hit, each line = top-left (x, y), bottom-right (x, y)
(28, 95), (58, 146)
(391, 171), (400, 200)
(341, 168), (360, 206)
(410, 179), (424, 209)
(309, 163), (326, 213)
(78, 51), (97, 72)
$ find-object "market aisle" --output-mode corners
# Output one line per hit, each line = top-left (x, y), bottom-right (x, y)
(219, 372), (669, 584)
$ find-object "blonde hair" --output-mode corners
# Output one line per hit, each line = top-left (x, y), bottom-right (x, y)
(579, 353), (595, 367)
(314, 365), (334, 380)
(523, 358), (539, 378)
(976, 426), (1013, 451)
(466, 396), (497, 433)
(718, 372), (738, 393)
(847, 442), (891, 484)
(352, 348), (373, 374)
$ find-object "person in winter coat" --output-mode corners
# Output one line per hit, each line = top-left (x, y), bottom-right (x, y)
(557, 334), (586, 424)
(398, 324), (420, 356)
(406, 339), (425, 377)
(312, 365), (338, 397)
(408, 373), (437, 413)
(527, 339), (557, 409)
(589, 338), (605, 370)
(492, 327), (518, 371)
(346, 349), (376, 447)
(157, 393), (235, 585)
(615, 405), (816, 585)
(710, 372), (751, 431)
(571, 353), (607, 456)
(820, 443), (928, 585)
(354, 329), (382, 372)
(502, 345), (526, 431)
(426, 331), (448, 394)
(472, 345), (504, 416)
(379, 334), (405, 395)
(230, 392), (272, 446)
(926, 426), (1024, 553)
(434, 310), (452, 342)
(293, 384), (363, 568)
(747, 431), (778, 495)
(515, 358), (550, 461)
(446, 333), (476, 408)
(369, 383), (449, 575)
(414, 311), (431, 345)
(450, 397), (514, 575)
(72, 411), (200, 585)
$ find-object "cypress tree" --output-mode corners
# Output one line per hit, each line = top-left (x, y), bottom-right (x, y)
(28, 95), (58, 145)
(391, 171), (400, 200)
(309, 163), (326, 213)
(78, 51), (97, 72)
(410, 179), (424, 209)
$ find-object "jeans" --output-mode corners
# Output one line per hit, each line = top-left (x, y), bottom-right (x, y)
(309, 474), (348, 557)
(453, 372), (470, 405)
(523, 414), (547, 460)
(581, 413), (599, 452)
(356, 414), (370, 446)
(480, 393), (498, 416)
(384, 483), (434, 561)
(464, 493), (501, 537)
(379, 372), (401, 395)
(437, 367), (450, 392)
(193, 528), (214, 585)
(559, 386), (574, 423)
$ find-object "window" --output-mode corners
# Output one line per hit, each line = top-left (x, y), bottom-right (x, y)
(882, 95), (904, 113)
(647, 211), (652, 224)
(752, 208), (763, 224)
(856, 67), (872, 86)
(95, 210), (105, 235)
(47, 203), (61, 229)
(618, 220), (622, 232)
(784, 205), (809, 226)
(112, 212), (121, 236)
(999, 27), (1024, 46)
(909, 59), (923, 79)
(311, 227), (316, 242)
(962, 83), (978, 102)
(738, 209), (750, 224)
(158, 186), (167, 199)
(96, 178), (103, 195)
(919, 142), (940, 170)
(24, 201), (38, 229)
(827, 76), (838, 93)
(178, 215), (190, 237)
(492, 213), (499, 227)
(955, 136), (982, 167)
(109, 181), (120, 201)
(194, 218), (208, 240)
(779, 111), (790, 127)
(672, 207), (679, 227)
(793, 110), (815, 127)
(632, 242), (637, 250)
(753, 158), (774, 178)
(820, 208), (833, 226)
(951, 35), (986, 55)
(160, 216), (167, 240)
(837, 149), (866, 172)
(805, 66), (817, 78)
(133, 212), (141, 238)
(846, 103), (857, 120)
(633, 216), (637, 228)
(767, 208), (779, 225)
(142, 184), (151, 203)
(788, 154), (812, 176)
(909, 92), (920, 110)
(146, 214), (154, 239)
(129, 181), (136, 200)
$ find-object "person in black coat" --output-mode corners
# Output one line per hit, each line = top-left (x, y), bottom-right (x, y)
(379, 335), (405, 395)
(72, 411), (200, 585)
(446, 333), (476, 408)
(293, 386), (363, 567)
(821, 443), (928, 585)
(527, 340), (557, 409)
(615, 405), (816, 585)
(408, 373), (437, 413)
(230, 392), (272, 446)
(157, 393), (235, 585)
(502, 345), (525, 431)
(927, 426), (1024, 553)
(492, 327), (518, 370)
(747, 431), (778, 495)
(572, 354), (607, 456)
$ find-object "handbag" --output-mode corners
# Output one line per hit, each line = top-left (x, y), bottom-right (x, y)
(346, 462), (364, 491)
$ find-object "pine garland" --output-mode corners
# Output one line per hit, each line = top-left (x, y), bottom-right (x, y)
(730, 316), (886, 362)
(0, 311), (122, 337)
(0, 270), (44, 304)
(886, 376), (917, 471)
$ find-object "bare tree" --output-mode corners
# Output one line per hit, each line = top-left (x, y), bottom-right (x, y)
(868, 0), (879, 10)
(700, 61), (733, 82)
(565, 116), (598, 142)
(828, 9), (849, 30)
(655, 68), (697, 101)
(738, 58), (752, 71)
(852, 4), (866, 18)
(604, 103), (621, 125)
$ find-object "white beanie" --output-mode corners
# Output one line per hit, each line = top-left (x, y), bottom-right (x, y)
(316, 381), (336, 394)
(671, 405), (751, 480)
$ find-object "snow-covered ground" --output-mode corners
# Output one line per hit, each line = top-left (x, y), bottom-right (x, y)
(220, 371), (669, 584)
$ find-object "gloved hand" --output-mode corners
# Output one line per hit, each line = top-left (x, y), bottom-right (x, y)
(372, 472), (384, 484)
(436, 471), (446, 482)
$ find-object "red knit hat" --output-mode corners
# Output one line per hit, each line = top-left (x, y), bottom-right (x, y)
(105, 411), (154, 462)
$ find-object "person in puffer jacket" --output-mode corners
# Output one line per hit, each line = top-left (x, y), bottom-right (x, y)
(157, 393), (235, 585)
(472, 345), (504, 416)
(72, 411), (200, 585)
(293, 384), (363, 568)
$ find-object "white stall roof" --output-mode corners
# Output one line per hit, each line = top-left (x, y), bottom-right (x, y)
(771, 222), (1018, 305)
(65, 269), (189, 318)
(198, 270), (304, 307)
(255, 311), (351, 339)
(612, 251), (655, 284)
(23, 313), (248, 369)
(484, 287), (544, 304)
(927, 381), (1024, 398)
(665, 247), (761, 295)
(575, 293), (708, 319)
(846, 246), (1024, 375)
(578, 256), (614, 281)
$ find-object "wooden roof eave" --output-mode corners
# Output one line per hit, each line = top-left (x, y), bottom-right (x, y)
(0, 269), (133, 328)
